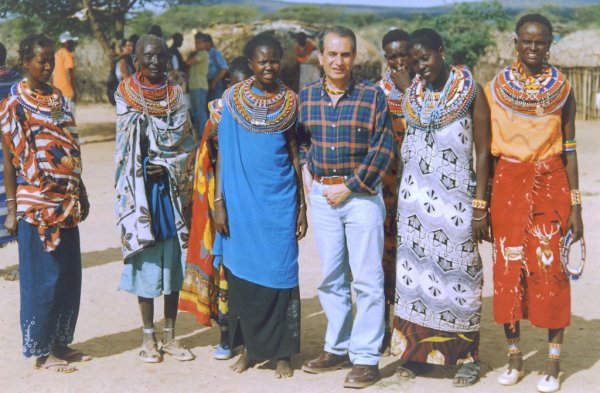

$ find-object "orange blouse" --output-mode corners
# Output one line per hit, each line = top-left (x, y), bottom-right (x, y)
(485, 82), (564, 162)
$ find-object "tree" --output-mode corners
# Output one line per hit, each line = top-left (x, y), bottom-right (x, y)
(0, 0), (206, 60)
(431, 0), (509, 68)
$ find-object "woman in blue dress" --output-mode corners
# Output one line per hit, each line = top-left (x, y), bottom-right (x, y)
(213, 33), (308, 378)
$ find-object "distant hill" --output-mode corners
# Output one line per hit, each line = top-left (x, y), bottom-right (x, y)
(196, 0), (599, 19)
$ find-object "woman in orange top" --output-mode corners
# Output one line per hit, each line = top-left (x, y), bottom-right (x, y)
(485, 14), (583, 393)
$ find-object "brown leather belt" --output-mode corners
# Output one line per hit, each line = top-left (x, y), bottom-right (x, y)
(313, 174), (346, 185)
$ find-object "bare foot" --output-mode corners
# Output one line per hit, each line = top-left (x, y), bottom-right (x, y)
(275, 357), (293, 379)
(230, 348), (251, 373)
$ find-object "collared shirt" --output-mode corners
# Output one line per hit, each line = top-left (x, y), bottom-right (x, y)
(208, 47), (228, 80)
(298, 78), (394, 194)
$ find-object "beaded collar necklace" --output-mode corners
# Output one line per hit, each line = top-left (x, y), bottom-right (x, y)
(378, 68), (404, 117)
(323, 78), (346, 96)
(491, 59), (570, 118)
(224, 76), (297, 134)
(119, 73), (183, 117)
(12, 79), (64, 124)
(403, 65), (476, 131)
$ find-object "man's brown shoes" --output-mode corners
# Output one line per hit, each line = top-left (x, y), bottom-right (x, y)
(302, 352), (351, 373)
(343, 364), (381, 389)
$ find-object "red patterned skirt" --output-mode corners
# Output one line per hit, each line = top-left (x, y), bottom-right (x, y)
(491, 156), (571, 329)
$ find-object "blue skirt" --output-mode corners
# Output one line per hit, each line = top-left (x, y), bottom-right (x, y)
(18, 220), (81, 358)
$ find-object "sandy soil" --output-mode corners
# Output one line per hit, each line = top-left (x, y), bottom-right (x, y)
(0, 105), (598, 393)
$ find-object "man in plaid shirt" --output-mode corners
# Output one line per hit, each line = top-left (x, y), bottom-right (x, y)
(299, 26), (394, 389)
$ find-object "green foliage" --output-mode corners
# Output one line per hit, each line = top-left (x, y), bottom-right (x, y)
(343, 12), (376, 28)
(431, 1), (510, 68)
(264, 5), (343, 26)
(573, 5), (600, 29)
(156, 4), (259, 35)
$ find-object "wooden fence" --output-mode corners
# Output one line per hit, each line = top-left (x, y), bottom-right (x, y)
(561, 67), (600, 121)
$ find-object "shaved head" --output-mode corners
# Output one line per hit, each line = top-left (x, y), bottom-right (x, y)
(135, 34), (166, 58)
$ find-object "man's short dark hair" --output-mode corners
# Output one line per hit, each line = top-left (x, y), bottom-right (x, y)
(318, 26), (356, 54)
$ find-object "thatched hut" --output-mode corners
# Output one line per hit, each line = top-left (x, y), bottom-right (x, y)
(477, 30), (600, 120)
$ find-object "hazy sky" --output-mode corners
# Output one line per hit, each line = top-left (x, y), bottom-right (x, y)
(281, 0), (482, 7)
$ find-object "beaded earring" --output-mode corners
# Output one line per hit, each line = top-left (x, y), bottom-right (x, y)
(545, 52), (550, 61)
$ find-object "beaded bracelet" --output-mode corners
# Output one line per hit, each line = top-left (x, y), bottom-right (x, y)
(472, 211), (488, 221)
(563, 139), (576, 153)
(472, 199), (487, 210)
(570, 189), (582, 205)
(214, 197), (224, 204)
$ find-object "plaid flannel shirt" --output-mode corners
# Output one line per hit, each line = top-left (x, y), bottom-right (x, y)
(298, 78), (395, 194)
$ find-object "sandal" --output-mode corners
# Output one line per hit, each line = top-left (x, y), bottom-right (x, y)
(453, 361), (481, 387)
(139, 340), (162, 363)
(396, 361), (434, 379)
(35, 355), (77, 373)
(160, 340), (195, 361)
(53, 345), (93, 363)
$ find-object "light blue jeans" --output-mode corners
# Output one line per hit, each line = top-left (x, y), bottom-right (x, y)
(189, 88), (208, 139)
(310, 180), (386, 366)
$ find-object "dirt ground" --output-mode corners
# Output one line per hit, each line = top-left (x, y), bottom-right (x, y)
(0, 104), (598, 393)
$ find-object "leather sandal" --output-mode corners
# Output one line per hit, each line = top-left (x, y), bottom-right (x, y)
(139, 340), (162, 363)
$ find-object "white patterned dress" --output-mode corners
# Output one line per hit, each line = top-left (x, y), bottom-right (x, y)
(391, 67), (483, 366)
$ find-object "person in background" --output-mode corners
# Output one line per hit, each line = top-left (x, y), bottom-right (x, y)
(148, 25), (163, 39)
(1, 33), (91, 373)
(299, 26), (394, 389)
(114, 34), (197, 364)
(168, 32), (187, 87)
(206, 34), (228, 101)
(179, 56), (253, 361)
(53, 31), (78, 116)
(0, 42), (21, 248)
(487, 14), (582, 393)
(295, 32), (320, 90)
(376, 28), (413, 355)
(116, 39), (135, 82)
(186, 33), (210, 138)
(213, 33), (307, 378)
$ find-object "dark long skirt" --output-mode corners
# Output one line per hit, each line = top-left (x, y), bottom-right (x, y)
(227, 269), (300, 361)
(18, 220), (82, 358)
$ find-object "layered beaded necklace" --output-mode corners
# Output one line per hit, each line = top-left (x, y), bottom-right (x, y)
(224, 76), (297, 134)
(491, 59), (569, 118)
(12, 79), (64, 124)
(119, 73), (183, 117)
(403, 66), (476, 131)
(378, 68), (404, 117)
